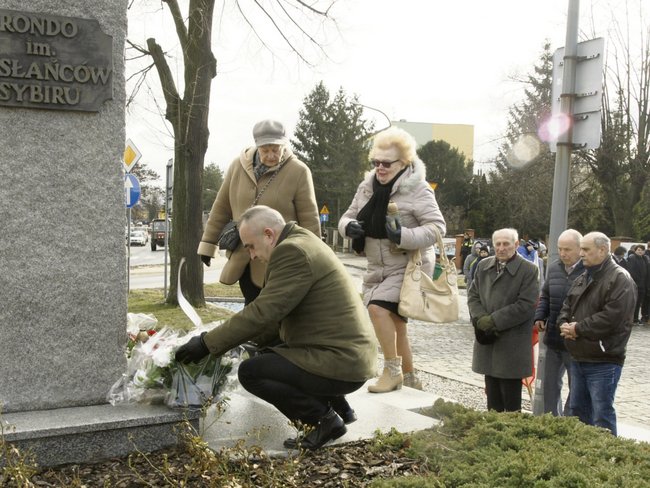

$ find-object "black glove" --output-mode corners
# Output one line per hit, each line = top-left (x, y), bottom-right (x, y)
(385, 219), (402, 244)
(175, 332), (210, 363)
(345, 221), (365, 239)
(200, 255), (211, 267)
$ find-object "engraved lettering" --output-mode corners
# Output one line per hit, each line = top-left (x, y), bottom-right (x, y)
(50, 85), (64, 104)
(30, 84), (42, 102)
(63, 86), (79, 104)
(0, 82), (9, 101)
(12, 83), (28, 101)
(24, 61), (42, 79)
(73, 65), (90, 83)
(0, 13), (78, 38)
(26, 40), (51, 56)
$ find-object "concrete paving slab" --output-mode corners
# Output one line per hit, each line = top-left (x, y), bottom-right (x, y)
(200, 381), (439, 456)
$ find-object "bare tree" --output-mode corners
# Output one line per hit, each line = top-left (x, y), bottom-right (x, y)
(127, 0), (337, 306)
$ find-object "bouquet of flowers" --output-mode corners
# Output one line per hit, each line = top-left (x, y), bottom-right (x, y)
(110, 258), (240, 409)
(108, 321), (239, 409)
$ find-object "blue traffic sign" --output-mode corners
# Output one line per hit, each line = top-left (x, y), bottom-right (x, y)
(125, 174), (141, 208)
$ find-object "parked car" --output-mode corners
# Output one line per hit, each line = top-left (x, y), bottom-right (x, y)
(129, 230), (148, 246)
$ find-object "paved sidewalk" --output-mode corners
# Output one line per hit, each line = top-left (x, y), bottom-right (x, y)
(335, 252), (650, 434)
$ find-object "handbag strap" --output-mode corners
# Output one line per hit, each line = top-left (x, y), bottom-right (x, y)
(431, 225), (450, 267)
(253, 161), (285, 206)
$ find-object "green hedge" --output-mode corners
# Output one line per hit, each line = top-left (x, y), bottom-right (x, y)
(373, 399), (650, 487)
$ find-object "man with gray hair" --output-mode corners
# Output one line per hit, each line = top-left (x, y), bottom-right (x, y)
(177, 206), (377, 450)
(534, 229), (584, 416)
(468, 228), (539, 412)
(559, 232), (636, 435)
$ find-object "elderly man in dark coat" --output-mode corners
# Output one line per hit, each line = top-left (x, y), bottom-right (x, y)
(176, 206), (377, 450)
(468, 228), (540, 412)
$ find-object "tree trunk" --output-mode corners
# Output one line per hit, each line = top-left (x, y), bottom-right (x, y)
(146, 0), (216, 307)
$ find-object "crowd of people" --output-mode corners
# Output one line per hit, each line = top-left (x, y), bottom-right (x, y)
(174, 119), (638, 449)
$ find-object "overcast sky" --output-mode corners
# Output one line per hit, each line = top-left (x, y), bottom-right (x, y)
(125, 0), (647, 180)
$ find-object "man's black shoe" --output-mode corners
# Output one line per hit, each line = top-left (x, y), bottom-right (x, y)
(283, 409), (347, 450)
(330, 397), (357, 424)
(337, 407), (357, 424)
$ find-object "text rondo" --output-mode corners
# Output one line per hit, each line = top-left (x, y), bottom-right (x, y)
(0, 9), (113, 112)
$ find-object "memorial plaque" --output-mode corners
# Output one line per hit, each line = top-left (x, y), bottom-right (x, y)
(0, 8), (113, 112)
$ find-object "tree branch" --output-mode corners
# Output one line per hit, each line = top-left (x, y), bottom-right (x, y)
(162, 0), (188, 50)
(146, 38), (181, 122)
(252, 0), (313, 66)
(276, 0), (330, 60)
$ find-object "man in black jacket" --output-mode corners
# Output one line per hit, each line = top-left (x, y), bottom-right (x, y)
(627, 245), (649, 324)
(559, 232), (636, 435)
(534, 229), (584, 416)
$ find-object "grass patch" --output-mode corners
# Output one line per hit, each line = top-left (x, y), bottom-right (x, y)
(128, 284), (242, 332)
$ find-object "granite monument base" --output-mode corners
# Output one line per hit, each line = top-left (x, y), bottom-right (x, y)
(2, 404), (200, 468)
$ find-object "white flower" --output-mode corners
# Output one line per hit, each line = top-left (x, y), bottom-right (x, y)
(151, 345), (173, 368)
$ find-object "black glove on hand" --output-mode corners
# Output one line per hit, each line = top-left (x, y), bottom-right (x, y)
(385, 219), (402, 244)
(200, 255), (211, 267)
(175, 332), (209, 364)
(345, 221), (365, 239)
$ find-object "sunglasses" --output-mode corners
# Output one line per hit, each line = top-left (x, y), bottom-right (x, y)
(370, 159), (400, 168)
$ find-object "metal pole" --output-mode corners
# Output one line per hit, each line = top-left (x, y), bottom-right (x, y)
(127, 208), (131, 293)
(548, 0), (579, 260)
(163, 158), (172, 299)
(534, 0), (580, 417)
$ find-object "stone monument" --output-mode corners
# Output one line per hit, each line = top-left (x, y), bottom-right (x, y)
(0, 1), (195, 467)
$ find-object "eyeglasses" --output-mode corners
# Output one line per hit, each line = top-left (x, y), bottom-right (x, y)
(370, 159), (400, 168)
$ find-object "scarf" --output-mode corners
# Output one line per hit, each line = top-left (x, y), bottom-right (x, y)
(352, 168), (406, 253)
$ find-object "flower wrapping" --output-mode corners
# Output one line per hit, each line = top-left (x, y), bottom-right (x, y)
(108, 321), (239, 409)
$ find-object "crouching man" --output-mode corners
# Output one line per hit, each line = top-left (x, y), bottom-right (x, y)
(175, 205), (377, 450)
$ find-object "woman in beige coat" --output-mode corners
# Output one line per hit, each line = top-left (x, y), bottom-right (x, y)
(339, 127), (446, 393)
(198, 120), (320, 307)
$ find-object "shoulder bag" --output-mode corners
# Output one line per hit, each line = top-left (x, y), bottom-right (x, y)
(217, 162), (286, 251)
(398, 227), (459, 323)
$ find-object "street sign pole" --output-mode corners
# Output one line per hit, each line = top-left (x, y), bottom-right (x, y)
(548, 0), (579, 261)
(164, 158), (173, 299)
(127, 208), (131, 293)
(534, 0), (580, 417)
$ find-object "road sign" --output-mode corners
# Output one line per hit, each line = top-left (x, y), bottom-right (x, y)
(125, 174), (141, 208)
(550, 37), (605, 151)
(123, 138), (142, 173)
(320, 213), (329, 223)
(320, 204), (329, 215)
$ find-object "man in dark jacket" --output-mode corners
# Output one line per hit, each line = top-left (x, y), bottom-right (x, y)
(626, 245), (649, 324)
(176, 206), (377, 450)
(559, 232), (636, 435)
(534, 229), (584, 416)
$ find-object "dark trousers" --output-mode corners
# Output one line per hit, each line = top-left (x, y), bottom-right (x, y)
(485, 375), (522, 412)
(238, 264), (262, 305)
(238, 351), (364, 425)
(238, 264), (282, 348)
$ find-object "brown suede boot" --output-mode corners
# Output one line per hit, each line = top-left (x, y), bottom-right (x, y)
(368, 357), (403, 393)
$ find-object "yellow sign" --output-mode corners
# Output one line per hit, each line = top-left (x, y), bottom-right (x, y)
(429, 182), (438, 190)
(320, 205), (330, 215)
(123, 138), (142, 173)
